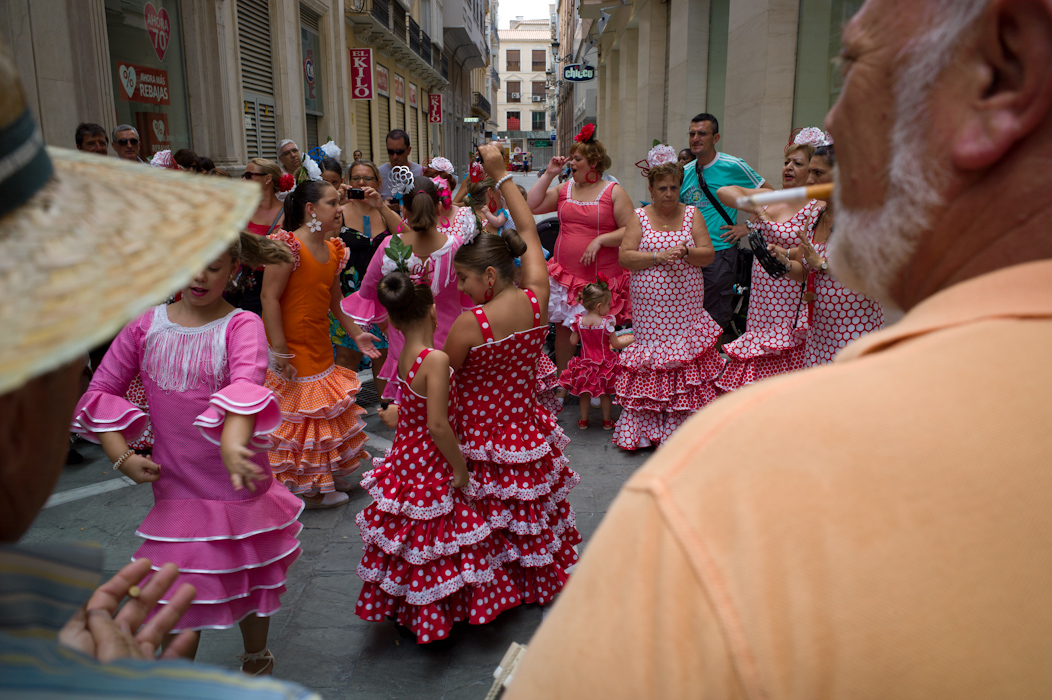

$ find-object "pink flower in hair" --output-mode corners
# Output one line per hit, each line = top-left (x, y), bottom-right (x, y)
(430, 176), (452, 207)
(792, 127), (833, 148)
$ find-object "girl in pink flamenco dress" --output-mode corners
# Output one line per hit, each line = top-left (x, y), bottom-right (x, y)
(343, 177), (474, 405)
(71, 233), (302, 675)
(354, 271), (522, 644)
(559, 282), (634, 430)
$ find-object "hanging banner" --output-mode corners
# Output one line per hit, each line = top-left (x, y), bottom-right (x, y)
(117, 62), (171, 106)
(349, 48), (374, 100)
(429, 93), (442, 123)
(393, 74), (405, 104)
(376, 64), (389, 97)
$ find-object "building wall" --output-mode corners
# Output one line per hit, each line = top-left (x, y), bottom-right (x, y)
(496, 21), (550, 156)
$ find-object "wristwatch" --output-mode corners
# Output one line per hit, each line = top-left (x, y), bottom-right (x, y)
(819, 259), (829, 272)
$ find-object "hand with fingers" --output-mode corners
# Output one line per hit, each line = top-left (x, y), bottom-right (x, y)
(59, 558), (198, 662)
(221, 443), (266, 492)
(118, 454), (162, 484)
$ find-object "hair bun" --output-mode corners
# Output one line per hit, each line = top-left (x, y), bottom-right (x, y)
(377, 271), (416, 312)
(500, 228), (528, 258)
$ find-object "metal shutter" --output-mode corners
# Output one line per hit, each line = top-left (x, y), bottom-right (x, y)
(420, 91), (429, 157)
(394, 97), (405, 131)
(306, 113), (320, 151)
(378, 94), (390, 155)
(356, 99), (372, 162)
(300, 6), (320, 32)
(237, 0), (276, 159)
(407, 106), (417, 154)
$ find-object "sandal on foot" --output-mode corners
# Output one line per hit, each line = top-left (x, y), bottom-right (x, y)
(603, 420), (615, 431)
(303, 491), (349, 509)
(237, 649), (274, 676)
(577, 419), (589, 430)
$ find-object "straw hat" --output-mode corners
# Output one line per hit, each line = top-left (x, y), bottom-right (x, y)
(0, 43), (261, 395)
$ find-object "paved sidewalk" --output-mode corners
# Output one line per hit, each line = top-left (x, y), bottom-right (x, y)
(28, 379), (649, 699)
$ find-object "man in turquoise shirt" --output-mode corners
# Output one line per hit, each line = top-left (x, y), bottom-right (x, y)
(680, 113), (771, 330)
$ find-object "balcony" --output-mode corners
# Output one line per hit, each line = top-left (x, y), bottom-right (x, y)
(346, 0), (446, 90)
(442, 0), (486, 71)
(472, 91), (491, 119)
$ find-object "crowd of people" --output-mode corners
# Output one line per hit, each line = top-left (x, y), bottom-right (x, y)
(6, 0), (1051, 694)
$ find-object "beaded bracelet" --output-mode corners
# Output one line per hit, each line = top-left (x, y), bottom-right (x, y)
(495, 174), (514, 189)
(112, 449), (135, 472)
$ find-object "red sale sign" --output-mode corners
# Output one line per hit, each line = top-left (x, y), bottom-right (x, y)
(144, 2), (171, 62)
(349, 48), (374, 100)
(117, 62), (171, 106)
(429, 94), (442, 124)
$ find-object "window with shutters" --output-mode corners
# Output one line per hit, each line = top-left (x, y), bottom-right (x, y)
(531, 81), (545, 102)
(507, 80), (520, 102)
(531, 111), (545, 131)
(377, 94), (391, 155)
(532, 49), (545, 71)
(237, 0), (277, 159)
(506, 111), (520, 130)
(506, 50), (520, 71)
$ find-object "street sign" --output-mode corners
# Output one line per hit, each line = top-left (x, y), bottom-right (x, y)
(463, 117), (480, 123)
(531, 140), (549, 148)
(563, 64), (596, 82)
(550, 131), (556, 141)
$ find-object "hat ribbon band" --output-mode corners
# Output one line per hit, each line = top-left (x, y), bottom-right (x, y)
(0, 109), (53, 220)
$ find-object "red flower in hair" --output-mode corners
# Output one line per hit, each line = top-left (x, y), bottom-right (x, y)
(575, 123), (596, 143)
(596, 273), (610, 289)
(469, 161), (485, 184)
(278, 173), (295, 192)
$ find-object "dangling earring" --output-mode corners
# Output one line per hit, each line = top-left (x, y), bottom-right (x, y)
(488, 197), (499, 214)
(585, 169), (600, 184)
(484, 283), (494, 302)
(307, 212), (322, 233)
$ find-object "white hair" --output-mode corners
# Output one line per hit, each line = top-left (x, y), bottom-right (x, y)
(828, 0), (989, 308)
(277, 139), (297, 153)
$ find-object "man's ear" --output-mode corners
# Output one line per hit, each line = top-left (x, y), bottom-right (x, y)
(713, 132), (721, 146)
(952, 0), (1052, 170)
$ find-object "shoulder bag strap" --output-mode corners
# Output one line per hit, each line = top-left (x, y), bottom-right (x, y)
(695, 160), (735, 227)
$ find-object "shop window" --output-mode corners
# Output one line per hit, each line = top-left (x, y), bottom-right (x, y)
(107, 0), (192, 159)
(531, 111), (545, 131)
(301, 16), (323, 149)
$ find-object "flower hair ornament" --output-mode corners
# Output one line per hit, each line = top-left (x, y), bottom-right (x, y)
(276, 172), (296, 202)
(594, 273), (610, 290)
(150, 149), (180, 170)
(319, 140), (342, 160)
(789, 126), (833, 149)
(388, 165), (416, 204)
(430, 176), (452, 208)
(429, 157), (454, 177)
(469, 161), (485, 184)
(575, 123), (597, 143)
(296, 154), (324, 184)
(383, 235), (414, 274)
(634, 143), (678, 177)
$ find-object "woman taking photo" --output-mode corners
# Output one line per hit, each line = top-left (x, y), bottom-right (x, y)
(613, 146), (723, 450)
(527, 124), (633, 386)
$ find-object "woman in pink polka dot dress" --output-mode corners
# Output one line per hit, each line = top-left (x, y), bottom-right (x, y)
(355, 271), (522, 644)
(446, 144), (582, 605)
(768, 145), (884, 366)
(614, 156), (723, 450)
(715, 140), (819, 390)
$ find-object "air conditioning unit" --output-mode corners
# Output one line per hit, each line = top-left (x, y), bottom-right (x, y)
(510, 92), (520, 99)
(532, 95), (545, 102)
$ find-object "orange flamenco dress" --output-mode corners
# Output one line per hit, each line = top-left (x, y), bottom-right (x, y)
(265, 231), (368, 495)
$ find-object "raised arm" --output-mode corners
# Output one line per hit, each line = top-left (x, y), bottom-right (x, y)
(527, 156), (566, 213)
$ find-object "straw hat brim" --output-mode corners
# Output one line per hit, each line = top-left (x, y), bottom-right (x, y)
(0, 147), (262, 395)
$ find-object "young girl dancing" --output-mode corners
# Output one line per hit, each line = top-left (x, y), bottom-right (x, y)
(72, 232), (302, 675)
(560, 282), (634, 430)
(262, 181), (381, 509)
(354, 271), (522, 643)
(445, 144), (582, 605)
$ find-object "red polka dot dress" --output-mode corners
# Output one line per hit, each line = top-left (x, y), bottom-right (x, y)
(535, 352), (562, 417)
(803, 226), (885, 366)
(613, 206), (724, 450)
(355, 349), (522, 643)
(716, 200), (821, 391)
(456, 290), (582, 605)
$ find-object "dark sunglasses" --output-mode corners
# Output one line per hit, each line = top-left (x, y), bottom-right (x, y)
(241, 171), (265, 179)
(117, 138), (139, 146)
(387, 148), (407, 156)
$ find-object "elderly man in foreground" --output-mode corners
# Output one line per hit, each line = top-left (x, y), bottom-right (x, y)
(505, 0), (1052, 697)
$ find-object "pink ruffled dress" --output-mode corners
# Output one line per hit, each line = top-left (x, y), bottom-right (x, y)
(455, 290), (582, 604)
(613, 206), (724, 450)
(355, 348), (522, 643)
(71, 307), (302, 631)
(342, 209), (473, 402)
(548, 181), (631, 326)
(716, 200), (820, 391)
(558, 314), (618, 397)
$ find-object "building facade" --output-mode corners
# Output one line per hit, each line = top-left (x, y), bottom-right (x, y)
(495, 16), (553, 167)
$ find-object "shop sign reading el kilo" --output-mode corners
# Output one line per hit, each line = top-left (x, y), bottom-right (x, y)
(562, 64), (596, 82)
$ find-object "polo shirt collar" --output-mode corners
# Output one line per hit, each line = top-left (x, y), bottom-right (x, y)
(839, 258), (1052, 361)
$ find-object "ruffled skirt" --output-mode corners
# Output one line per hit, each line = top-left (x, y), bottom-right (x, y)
(266, 364), (367, 494)
(548, 261), (631, 326)
(355, 459), (522, 643)
(136, 482), (304, 631)
(716, 325), (807, 392)
(613, 318), (724, 450)
(461, 407), (582, 604)
(535, 353), (562, 416)
(559, 353), (618, 397)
